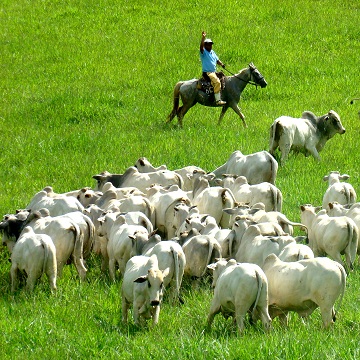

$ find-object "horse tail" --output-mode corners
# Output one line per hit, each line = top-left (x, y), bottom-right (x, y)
(167, 81), (183, 123)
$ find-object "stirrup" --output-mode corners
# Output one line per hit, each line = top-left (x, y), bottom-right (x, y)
(216, 100), (226, 106)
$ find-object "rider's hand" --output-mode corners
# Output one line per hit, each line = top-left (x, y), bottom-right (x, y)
(202, 31), (206, 38)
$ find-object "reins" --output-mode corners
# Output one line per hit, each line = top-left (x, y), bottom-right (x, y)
(222, 67), (258, 87)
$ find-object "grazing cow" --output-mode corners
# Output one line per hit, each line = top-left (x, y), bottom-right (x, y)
(177, 230), (222, 286)
(211, 150), (278, 185)
(322, 171), (356, 209)
(218, 175), (283, 212)
(300, 204), (358, 272)
(1, 210), (87, 281)
(93, 167), (183, 192)
(130, 232), (186, 304)
(278, 243), (314, 262)
(8, 227), (57, 293)
(269, 110), (345, 164)
(122, 254), (168, 326)
(234, 222), (295, 266)
(27, 187), (84, 216)
(207, 259), (271, 333)
(263, 254), (346, 328)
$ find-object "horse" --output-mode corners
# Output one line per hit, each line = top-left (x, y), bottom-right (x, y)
(166, 63), (267, 128)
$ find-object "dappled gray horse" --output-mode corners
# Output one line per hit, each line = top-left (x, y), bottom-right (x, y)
(166, 63), (267, 128)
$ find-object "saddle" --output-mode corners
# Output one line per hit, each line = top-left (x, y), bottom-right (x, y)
(197, 71), (226, 93)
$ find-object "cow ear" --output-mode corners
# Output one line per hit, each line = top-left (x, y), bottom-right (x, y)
(134, 275), (148, 283)
(323, 175), (329, 182)
(207, 263), (217, 271)
(340, 174), (350, 181)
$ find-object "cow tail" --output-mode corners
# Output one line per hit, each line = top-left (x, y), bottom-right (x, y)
(345, 221), (358, 270)
(171, 247), (181, 301)
(201, 240), (215, 278)
(40, 239), (49, 277)
(251, 269), (263, 318)
(269, 122), (278, 156)
(275, 188), (283, 212)
(71, 223), (87, 276)
(176, 173), (184, 189)
(333, 262), (347, 321)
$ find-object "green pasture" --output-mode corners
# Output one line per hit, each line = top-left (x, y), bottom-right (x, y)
(1, 0), (359, 358)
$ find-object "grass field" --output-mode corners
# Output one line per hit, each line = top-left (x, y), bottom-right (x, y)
(1, 0), (360, 358)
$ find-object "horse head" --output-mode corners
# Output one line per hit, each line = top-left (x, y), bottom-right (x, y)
(249, 63), (267, 88)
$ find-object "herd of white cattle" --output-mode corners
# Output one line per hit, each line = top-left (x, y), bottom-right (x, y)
(1, 110), (355, 333)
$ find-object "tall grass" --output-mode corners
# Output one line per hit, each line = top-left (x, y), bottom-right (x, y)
(1, 0), (360, 358)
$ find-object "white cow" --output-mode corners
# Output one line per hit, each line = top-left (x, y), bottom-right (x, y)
(27, 188), (84, 216)
(130, 232), (186, 304)
(207, 259), (271, 333)
(177, 231), (222, 286)
(145, 184), (191, 239)
(211, 150), (278, 185)
(97, 212), (149, 281)
(9, 227), (57, 293)
(224, 203), (306, 235)
(134, 157), (206, 191)
(93, 167), (183, 193)
(269, 110), (345, 164)
(322, 171), (357, 209)
(225, 217), (285, 259)
(234, 224), (295, 267)
(191, 177), (237, 229)
(122, 254), (168, 326)
(263, 254), (346, 328)
(278, 243), (314, 262)
(218, 175), (283, 212)
(300, 204), (358, 272)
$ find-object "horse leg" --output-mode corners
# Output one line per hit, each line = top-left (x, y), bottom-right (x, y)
(218, 106), (229, 125)
(231, 104), (247, 128)
(177, 103), (194, 128)
(166, 108), (177, 123)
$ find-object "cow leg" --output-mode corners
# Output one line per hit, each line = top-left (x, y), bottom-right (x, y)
(26, 272), (37, 292)
(10, 265), (19, 293)
(121, 292), (129, 323)
(207, 300), (221, 329)
(278, 313), (289, 326)
(152, 306), (161, 326)
(72, 254), (87, 281)
(306, 146), (321, 161)
(320, 306), (334, 328)
(109, 258), (116, 282)
(229, 104), (247, 128)
(235, 309), (247, 334)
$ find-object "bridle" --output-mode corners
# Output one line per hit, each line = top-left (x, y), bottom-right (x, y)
(223, 66), (262, 87)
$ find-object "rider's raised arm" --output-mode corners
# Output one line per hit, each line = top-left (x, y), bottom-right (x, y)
(200, 31), (206, 53)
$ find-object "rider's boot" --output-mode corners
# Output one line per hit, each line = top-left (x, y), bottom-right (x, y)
(215, 92), (226, 106)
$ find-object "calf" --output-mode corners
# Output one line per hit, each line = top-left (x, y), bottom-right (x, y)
(207, 259), (271, 333)
(122, 254), (168, 326)
(263, 254), (346, 328)
(269, 110), (345, 164)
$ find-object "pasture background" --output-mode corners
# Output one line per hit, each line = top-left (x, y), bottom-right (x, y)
(1, 0), (359, 358)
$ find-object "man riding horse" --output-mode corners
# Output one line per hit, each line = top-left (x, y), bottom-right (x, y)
(200, 31), (226, 106)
